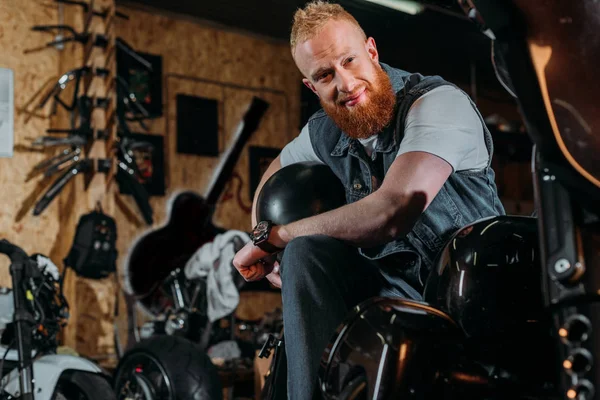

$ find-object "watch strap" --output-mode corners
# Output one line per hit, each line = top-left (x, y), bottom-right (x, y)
(255, 240), (283, 254)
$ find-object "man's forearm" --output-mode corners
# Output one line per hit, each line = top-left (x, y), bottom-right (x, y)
(275, 189), (425, 248)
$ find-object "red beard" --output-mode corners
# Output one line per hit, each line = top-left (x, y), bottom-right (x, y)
(321, 65), (396, 139)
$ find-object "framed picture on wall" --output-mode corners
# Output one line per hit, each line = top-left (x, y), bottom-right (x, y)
(248, 145), (281, 199)
(117, 42), (163, 118)
(118, 133), (166, 196)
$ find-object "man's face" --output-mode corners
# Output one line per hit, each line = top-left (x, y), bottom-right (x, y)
(294, 19), (396, 139)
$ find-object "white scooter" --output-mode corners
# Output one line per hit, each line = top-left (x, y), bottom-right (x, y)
(0, 239), (115, 400)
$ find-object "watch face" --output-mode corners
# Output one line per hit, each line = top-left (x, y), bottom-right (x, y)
(257, 221), (269, 231)
(253, 221), (270, 241)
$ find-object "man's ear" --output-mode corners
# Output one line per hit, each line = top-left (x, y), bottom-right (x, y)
(303, 78), (319, 97)
(365, 37), (379, 63)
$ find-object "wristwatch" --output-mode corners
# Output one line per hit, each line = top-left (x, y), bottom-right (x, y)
(251, 220), (283, 253)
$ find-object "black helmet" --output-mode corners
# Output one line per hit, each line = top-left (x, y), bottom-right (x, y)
(423, 215), (544, 339)
(256, 161), (346, 225)
(422, 215), (557, 383)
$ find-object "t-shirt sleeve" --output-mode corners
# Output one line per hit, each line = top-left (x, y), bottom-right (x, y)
(279, 123), (324, 167)
(396, 85), (488, 172)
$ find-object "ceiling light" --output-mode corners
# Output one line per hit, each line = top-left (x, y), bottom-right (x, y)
(362, 0), (425, 15)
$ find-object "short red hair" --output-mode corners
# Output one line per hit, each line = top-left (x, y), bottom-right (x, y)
(290, 1), (366, 55)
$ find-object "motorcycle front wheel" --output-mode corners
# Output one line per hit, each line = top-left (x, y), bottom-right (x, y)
(53, 370), (115, 400)
(113, 335), (222, 400)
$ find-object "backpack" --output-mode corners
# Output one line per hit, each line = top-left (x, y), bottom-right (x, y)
(64, 207), (118, 279)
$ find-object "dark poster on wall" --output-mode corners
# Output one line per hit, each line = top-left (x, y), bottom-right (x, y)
(176, 94), (220, 157)
(118, 133), (166, 196)
(248, 145), (281, 199)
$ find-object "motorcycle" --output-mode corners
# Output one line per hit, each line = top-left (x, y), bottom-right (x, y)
(0, 240), (115, 400)
(262, 1), (600, 399)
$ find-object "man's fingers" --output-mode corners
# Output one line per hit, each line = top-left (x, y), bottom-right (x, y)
(241, 262), (274, 282)
(233, 242), (277, 282)
(242, 264), (261, 281)
(266, 271), (282, 288)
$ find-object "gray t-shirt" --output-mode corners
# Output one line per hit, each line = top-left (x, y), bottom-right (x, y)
(280, 85), (488, 172)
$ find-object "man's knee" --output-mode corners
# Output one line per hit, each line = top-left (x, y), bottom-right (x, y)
(284, 235), (340, 257)
(280, 235), (346, 284)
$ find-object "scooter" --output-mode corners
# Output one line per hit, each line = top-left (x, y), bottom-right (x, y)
(0, 239), (115, 400)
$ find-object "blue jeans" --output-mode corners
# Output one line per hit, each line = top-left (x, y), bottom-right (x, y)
(279, 235), (421, 400)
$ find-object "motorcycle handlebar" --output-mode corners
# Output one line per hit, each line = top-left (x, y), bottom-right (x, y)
(0, 239), (29, 263)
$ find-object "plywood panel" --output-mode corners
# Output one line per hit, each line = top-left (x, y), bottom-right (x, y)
(71, 0), (117, 360)
(0, 0), (119, 359)
(165, 78), (225, 192)
(114, 5), (301, 351)
(114, 5), (301, 249)
(0, 0), (60, 287)
(74, 276), (117, 361)
(236, 291), (282, 322)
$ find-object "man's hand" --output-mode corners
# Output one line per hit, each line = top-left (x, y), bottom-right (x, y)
(233, 241), (277, 282)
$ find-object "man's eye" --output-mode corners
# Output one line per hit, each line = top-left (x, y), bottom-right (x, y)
(318, 73), (330, 81)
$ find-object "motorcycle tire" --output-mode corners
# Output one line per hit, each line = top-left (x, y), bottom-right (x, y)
(113, 335), (222, 400)
(53, 370), (116, 400)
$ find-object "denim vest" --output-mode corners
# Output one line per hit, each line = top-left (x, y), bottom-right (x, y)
(308, 63), (505, 294)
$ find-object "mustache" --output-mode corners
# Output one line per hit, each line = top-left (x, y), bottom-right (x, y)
(337, 87), (367, 104)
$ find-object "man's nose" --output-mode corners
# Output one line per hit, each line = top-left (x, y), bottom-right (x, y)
(336, 69), (358, 94)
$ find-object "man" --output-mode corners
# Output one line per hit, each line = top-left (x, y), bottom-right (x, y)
(233, 1), (505, 398)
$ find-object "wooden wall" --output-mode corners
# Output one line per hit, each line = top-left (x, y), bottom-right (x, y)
(113, 5), (300, 352)
(0, 0), (299, 363)
(0, 0), (61, 286)
(113, 5), (300, 236)
(93, 3), (300, 358)
(0, 0), (120, 361)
